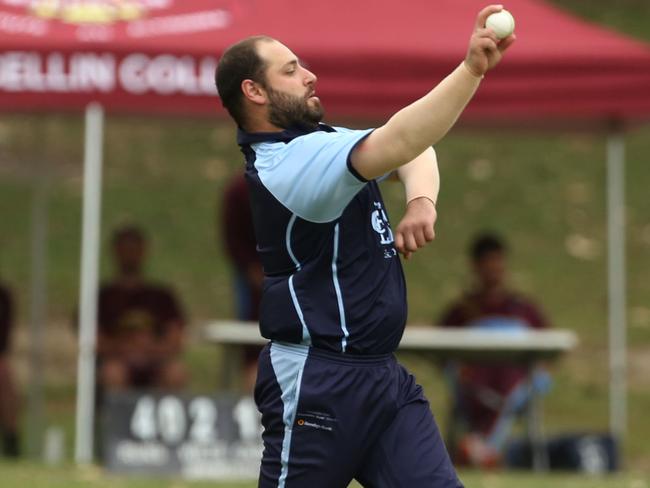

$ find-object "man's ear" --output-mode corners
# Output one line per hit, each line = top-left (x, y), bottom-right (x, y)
(241, 79), (266, 106)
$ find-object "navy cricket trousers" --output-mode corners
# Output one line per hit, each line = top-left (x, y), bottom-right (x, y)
(255, 342), (463, 488)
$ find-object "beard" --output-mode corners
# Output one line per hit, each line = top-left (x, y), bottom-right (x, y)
(266, 86), (324, 130)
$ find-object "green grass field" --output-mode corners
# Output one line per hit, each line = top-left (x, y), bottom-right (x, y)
(1, 0), (650, 484)
(1, 463), (649, 488)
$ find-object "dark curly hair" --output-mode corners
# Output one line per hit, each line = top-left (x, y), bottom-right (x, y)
(470, 232), (507, 261)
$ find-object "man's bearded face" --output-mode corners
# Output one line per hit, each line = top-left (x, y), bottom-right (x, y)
(265, 84), (324, 130)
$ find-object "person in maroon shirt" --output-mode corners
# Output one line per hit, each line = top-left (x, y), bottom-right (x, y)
(0, 283), (19, 457)
(220, 171), (264, 390)
(97, 226), (188, 392)
(220, 171), (263, 321)
(438, 233), (550, 467)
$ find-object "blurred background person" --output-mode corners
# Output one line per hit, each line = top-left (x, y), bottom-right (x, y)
(220, 171), (263, 321)
(220, 171), (264, 391)
(0, 281), (20, 457)
(96, 225), (188, 393)
(438, 232), (551, 467)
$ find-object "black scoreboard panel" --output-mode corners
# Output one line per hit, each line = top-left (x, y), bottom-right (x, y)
(102, 392), (262, 479)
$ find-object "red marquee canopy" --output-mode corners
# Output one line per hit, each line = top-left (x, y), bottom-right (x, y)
(1, 0), (650, 123)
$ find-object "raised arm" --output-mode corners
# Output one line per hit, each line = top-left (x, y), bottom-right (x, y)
(351, 5), (515, 180)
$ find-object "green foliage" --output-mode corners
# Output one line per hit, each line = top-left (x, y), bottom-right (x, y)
(549, 0), (650, 41)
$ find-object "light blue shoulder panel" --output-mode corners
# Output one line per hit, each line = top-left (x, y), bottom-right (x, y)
(333, 126), (394, 183)
(253, 128), (373, 223)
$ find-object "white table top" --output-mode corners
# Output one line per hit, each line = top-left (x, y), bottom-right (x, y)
(203, 320), (578, 362)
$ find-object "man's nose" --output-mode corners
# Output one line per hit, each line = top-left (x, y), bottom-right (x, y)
(304, 68), (317, 85)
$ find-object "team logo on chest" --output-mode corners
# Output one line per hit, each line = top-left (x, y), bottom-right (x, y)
(371, 202), (397, 258)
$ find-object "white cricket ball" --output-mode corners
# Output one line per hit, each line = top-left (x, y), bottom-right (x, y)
(485, 9), (515, 39)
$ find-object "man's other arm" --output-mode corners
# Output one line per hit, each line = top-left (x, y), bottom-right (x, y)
(394, 147), (439, 258)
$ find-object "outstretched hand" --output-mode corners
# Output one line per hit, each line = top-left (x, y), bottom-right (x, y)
(394, 197), (437, 260)
(464, 5), (516, 77)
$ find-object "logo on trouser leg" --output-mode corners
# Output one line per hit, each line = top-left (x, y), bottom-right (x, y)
(295, 411), (336, 432)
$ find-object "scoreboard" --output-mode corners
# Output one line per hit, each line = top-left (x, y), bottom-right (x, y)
(102, 392), (262, 479)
